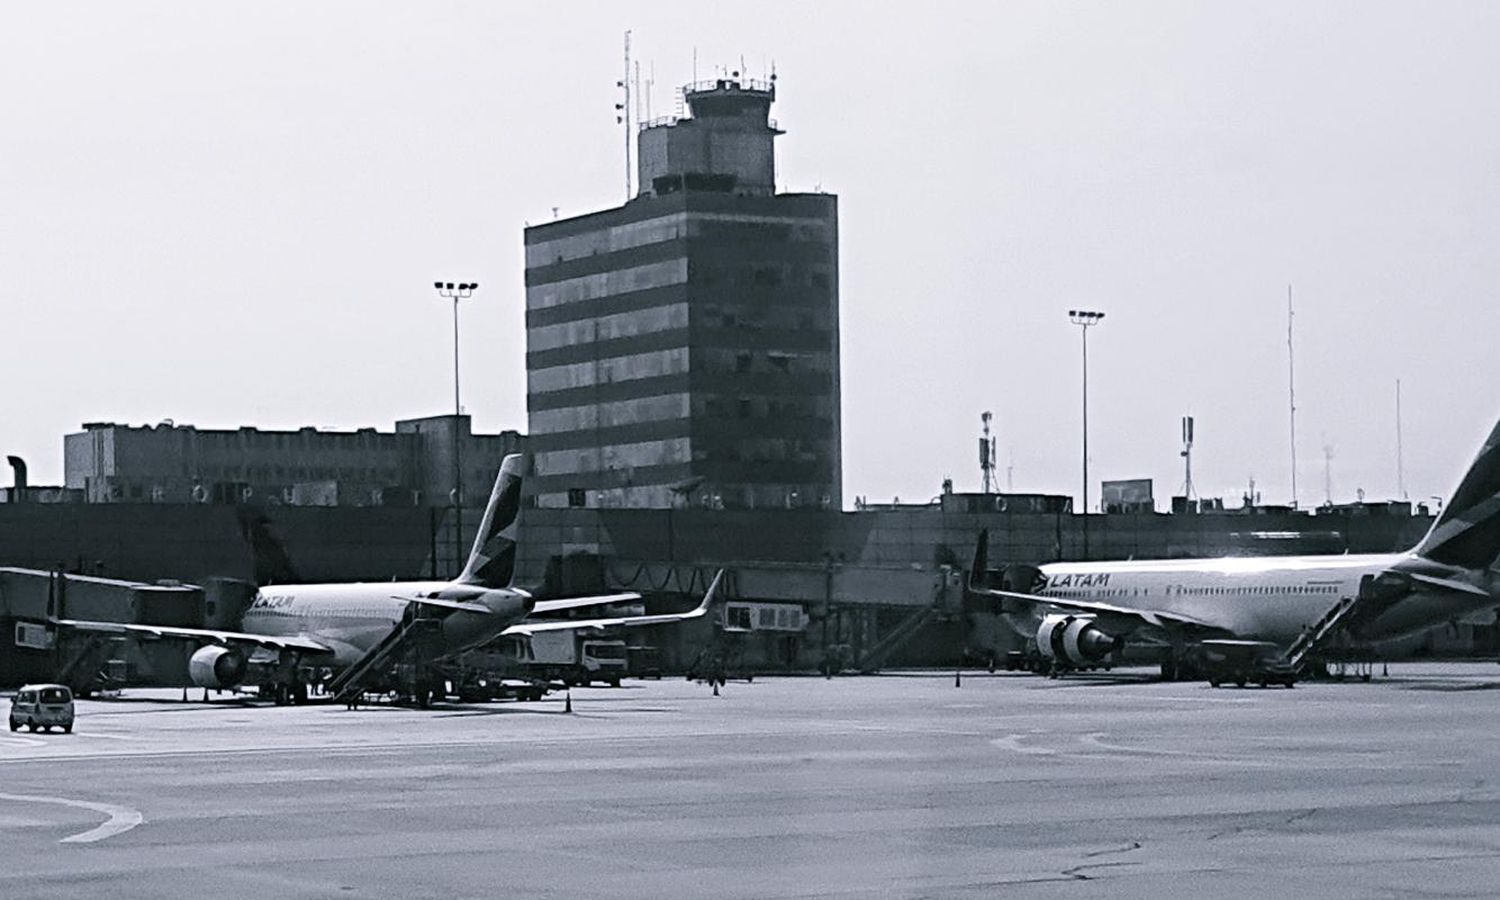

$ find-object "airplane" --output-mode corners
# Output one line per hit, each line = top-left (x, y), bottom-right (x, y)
(52, 454), (722, 704)
(967, 415), (1500, 679)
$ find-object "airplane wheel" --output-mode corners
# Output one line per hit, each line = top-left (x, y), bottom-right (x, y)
(1235, 678), (1246, 688)
(1209, 680), (1220, 688)
(28, 723), (39, 733)
(8, 720), (16, 732)
(63, 724), (72, 734)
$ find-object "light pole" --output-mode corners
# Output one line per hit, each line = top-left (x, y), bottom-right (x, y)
(434, 281), (477, 574)
(1068, 309), (1105, 558)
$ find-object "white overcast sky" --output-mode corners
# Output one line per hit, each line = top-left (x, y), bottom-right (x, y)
(4, 1), (1499, 511)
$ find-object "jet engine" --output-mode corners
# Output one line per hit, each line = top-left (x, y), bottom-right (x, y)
(1036, 614), (1123, 666)
(189, 645), (248, 689)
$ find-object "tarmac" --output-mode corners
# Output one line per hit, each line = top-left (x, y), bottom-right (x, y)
(4, 664), (1500, 899)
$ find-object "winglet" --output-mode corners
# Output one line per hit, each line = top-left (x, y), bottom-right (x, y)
(968, 529), (990, 593)
(697, 568), (727, 619)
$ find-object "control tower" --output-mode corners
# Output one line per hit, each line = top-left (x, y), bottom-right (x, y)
(524, 77), (839, 511)
(637, 78), (783, 198)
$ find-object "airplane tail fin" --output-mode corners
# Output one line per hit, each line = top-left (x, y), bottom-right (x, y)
(1414, 417), (1500, 569)
(235, 505), (303, 586)
(456, 454), (524, 589)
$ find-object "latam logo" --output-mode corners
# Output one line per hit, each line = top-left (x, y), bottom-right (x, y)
(251, 594), (296, 610)
(1042, 573), (1111, 589)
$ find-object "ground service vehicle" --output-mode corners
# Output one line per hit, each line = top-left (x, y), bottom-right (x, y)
(1197, 640), (1297, 688)
(10, 684), (75, 733)
(523, 631), (627, 686)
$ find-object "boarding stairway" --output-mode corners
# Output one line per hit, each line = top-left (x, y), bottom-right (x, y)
(54, 634), (127, 696)
(328, 611), (446, 705)
(1282, 595), (1359, 672)
(857, 603), (943, 674)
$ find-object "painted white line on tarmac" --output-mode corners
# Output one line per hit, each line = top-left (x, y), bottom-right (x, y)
(0, 736), (47, 748)
(1080, 731), (1203, 757)
(990, 733), (1058, 755)
(0, 792), (145, 843)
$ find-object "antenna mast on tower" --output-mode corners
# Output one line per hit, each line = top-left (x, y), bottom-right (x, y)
(1180, 415), (1196, 502)
(615, 31), (633, 199)
(980, 412), (998, 494)
(1287, 284), (1299, 508)
(1396, 378), (1407, 500)
(1323, 440), (1335, 507)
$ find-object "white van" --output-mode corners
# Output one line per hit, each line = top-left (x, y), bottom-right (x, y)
(9, 684), (75, 733)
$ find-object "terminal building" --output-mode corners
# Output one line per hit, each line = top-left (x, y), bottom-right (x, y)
(62, 416), (522, 508)
(523, 77), (840, 511)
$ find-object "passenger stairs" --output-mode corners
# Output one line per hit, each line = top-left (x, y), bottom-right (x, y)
(1283, 596), (1359, 672)
(857, 604), (942, 674)
(329, 612), (446, 704)
(55, 634), (127, 696)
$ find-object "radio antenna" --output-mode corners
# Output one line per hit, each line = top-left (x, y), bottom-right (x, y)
(1287, 284), (1299, 508)
(1396, 378), (1407, 500)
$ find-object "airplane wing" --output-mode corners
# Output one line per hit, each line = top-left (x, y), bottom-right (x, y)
(53, 618), (333, 654)
(967, 585), (1227, 636)
(529, 592), (643, 615)
(388, 595), (498, 615)
(504, 571), (722, 637)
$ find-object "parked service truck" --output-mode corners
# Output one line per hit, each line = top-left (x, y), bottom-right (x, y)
(522, 631), (628, 687)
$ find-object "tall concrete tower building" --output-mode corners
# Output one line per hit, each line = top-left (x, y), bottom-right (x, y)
(524, 77), (840, 510)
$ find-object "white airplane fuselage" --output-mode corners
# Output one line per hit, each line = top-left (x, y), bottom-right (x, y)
(1031, 551), (1493, 646)
(241, 581), (530, 666)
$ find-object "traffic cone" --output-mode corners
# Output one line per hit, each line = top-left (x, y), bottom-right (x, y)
(1382, 661), (1389, 677)
(564, 691), (573, 714)
(713, 681), (720, 696)
(181, 687), (188, 702)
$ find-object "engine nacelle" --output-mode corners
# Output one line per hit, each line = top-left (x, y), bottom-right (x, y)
(1036, 614), (1122, 666)
(189, 645), (248, 689)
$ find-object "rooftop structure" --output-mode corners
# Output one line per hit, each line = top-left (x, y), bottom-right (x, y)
(62, 416), (522, 506)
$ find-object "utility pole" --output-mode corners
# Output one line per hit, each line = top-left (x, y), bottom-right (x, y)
(1069, 310), (1105, 557)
